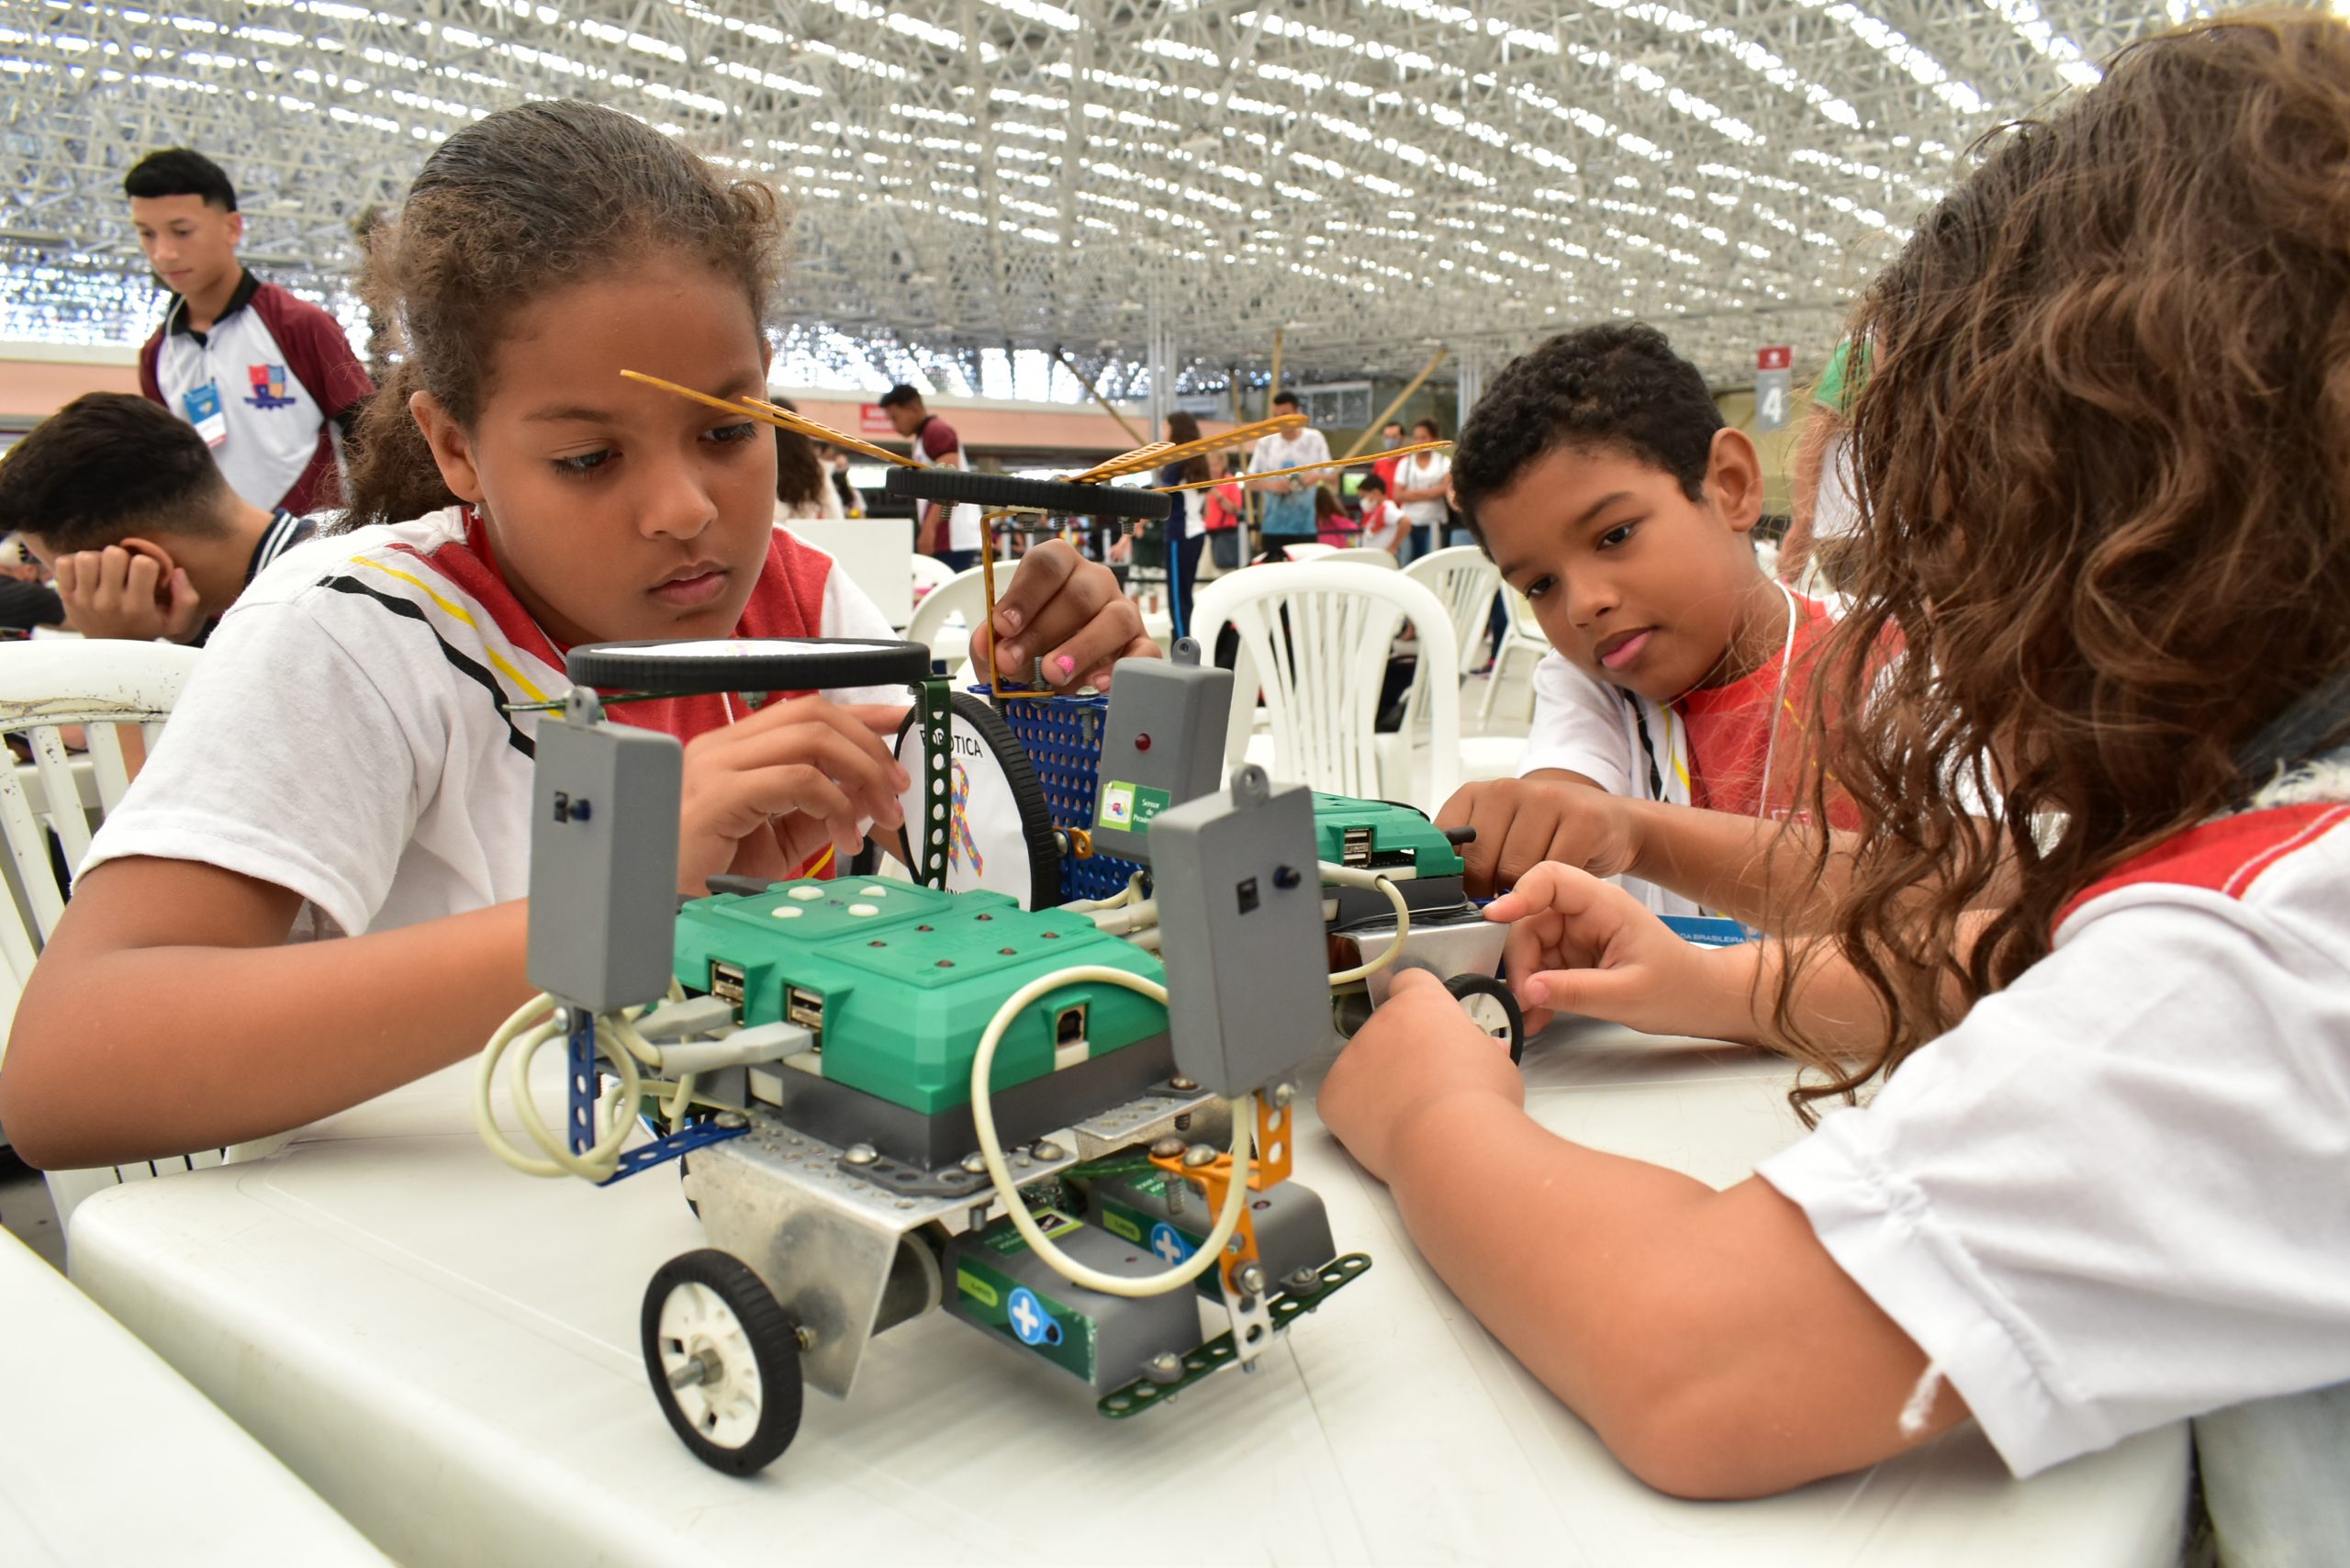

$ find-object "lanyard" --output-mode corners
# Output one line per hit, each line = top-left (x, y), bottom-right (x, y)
(1628, 579), (1802, 817)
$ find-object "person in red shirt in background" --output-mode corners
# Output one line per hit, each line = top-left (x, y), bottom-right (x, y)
(878, 384), (981, 574)
(1371, 418), (1406, 494)
(1434, 323), (1856, 915)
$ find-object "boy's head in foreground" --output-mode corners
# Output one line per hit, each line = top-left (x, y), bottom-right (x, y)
(1451, 324), (1771, 704)
(0, 392), (245, 572)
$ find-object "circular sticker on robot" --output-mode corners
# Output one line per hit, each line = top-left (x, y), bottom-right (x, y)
(1147, 1222), (1195, 1266)
(1006, 1286), (1063, 1347)
(892, 692), (1062, 909)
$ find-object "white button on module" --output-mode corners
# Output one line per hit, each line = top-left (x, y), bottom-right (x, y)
(788, 886), (825, 902)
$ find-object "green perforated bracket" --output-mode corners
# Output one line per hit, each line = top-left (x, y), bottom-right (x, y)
(912, 675), (952, 890)
(1094, 1252), (1374, 1418)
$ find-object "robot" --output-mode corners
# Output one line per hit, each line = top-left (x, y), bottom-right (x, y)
(474, 463), (1516, 1477)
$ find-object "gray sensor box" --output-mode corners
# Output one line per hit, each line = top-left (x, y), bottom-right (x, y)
(526, 716), (684, 1012)
(1145, 766), (1326, 1096)
(1087, 638), (1234, 865)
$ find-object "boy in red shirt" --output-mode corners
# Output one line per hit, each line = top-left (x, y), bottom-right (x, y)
(1438, 324), (1852, 913)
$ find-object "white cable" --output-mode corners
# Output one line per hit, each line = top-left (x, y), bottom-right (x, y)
(969, 966), (1253, 1297)
(1083, 899), (1158, 935)
(474, 993), (671, 1181)
(1321, 863), (1411, 986)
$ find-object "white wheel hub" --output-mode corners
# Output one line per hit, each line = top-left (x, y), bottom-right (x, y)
(1458, 991), (1513, 1040)
(657, 1281), (766, 1449)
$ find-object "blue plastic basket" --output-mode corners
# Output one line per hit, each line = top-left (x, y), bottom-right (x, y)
(987, 689), (1146, 902)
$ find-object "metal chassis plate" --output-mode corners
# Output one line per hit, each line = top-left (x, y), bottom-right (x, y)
(681, 1078), (1223, 1400)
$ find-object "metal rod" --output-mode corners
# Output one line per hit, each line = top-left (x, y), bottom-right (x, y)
(1159, 439), (1452, 494)
(619, 371), (922, 469)
(1341, 345), (1449, 460)
(1053, 349), (1147, 446)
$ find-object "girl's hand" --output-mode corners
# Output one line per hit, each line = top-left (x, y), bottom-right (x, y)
(1485, 864), (1749, 1041)
(676, 696), (910, 894)
(970, 538), (1158, 691)
(1319, 967), (1524, 1183)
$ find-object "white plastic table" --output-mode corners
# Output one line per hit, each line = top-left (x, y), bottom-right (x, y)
(0, 1226), (385, 1566)
(66, 1024), (2188, 1567)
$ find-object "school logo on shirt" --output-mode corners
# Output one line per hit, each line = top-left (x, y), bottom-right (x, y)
(244, 363), (297, 409)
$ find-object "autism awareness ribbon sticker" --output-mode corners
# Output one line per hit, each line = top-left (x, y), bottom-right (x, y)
(950, 761), (986, 875)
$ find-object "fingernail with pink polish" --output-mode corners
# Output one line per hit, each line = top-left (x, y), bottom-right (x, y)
(1056, 655), (1076, 676)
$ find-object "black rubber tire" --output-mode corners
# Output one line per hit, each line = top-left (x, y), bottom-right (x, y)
(895, 691), (1063, 909)
(567, 637), (932, 695)
(642, 1249), (804, 1475)
(1446, 974), (1527, 1065)
(883, 465), (1171, 522)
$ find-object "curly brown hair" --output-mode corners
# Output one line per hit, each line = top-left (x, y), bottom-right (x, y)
(1779, 12), (2350, 1116)
(342, 101), (786, 529)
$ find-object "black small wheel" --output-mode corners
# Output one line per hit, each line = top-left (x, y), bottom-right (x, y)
(1446, 974), (1527, 1065)
(883, 465), (1172, 522)
(568, 637), (932, 696)
(642, 1249), (804, 1475)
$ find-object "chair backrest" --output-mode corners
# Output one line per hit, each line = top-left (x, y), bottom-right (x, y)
(903, 566), (988, 669)
(0, 641), (242, 1232)
(1404, 546), (1502, 671)
(0, 642), (200, 988)
(1318, 547), (1400, 570)
(907, 553), (958, 598)
(1400, 545), (1502, 729)
(1192, 562), (1460, 805)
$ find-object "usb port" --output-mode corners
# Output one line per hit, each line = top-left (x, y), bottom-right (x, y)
(1341, 825), (1374, 868)
(786, 985), (825, 1035)
(710, 959), (746, 1020)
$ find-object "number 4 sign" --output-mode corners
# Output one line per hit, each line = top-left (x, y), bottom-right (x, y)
(1754, 344), (1794, 433)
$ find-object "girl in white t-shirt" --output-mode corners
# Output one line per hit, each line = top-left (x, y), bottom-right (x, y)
(0, 101), (1151, 1171)
(1319, 15), (2350, 1528)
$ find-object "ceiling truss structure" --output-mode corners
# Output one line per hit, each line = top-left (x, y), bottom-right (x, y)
(0, 0), (2197, 394)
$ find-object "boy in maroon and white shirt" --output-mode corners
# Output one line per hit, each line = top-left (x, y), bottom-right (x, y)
(128, 149), (373, 516)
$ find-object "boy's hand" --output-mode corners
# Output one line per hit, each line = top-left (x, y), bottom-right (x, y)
(1485, 863), (1745, 1040)
(52, 545), (205, 643)
(1438, 772), (1639, 899)
(970, 538), (1158, 691)
(1320, 968), (1524, 1182)
(676, 696), (910, 894)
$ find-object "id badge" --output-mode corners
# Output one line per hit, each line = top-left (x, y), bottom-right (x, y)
(182, 382), (228, 447)
(1660, 913), (1757, 948)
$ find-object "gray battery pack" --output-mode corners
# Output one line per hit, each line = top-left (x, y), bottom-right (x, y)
(1087, 639), (1235, 864)
(526, 716), (684, 1012)
(1145, 767), (1328, 1095)
(944, 1211), (1201, 1389)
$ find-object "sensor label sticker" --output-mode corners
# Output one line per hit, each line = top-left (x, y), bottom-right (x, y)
(1096, 781), (1170, 831)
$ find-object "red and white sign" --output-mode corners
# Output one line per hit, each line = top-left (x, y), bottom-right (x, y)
(1756, 344), (1794, 373)
(858, 403), (900, 437)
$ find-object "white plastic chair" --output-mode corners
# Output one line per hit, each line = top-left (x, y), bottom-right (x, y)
(903, 566), (987, 674)
(1192, 561), (1460, 812)
(0, 641), (279, 1229)
(1479, 588), (1550, 724)
(1276, 542), (1338, 562)
(1318, 547), (1400, 569)
(1404, 546), (1503, 687)
(907, 553), (957, 599)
